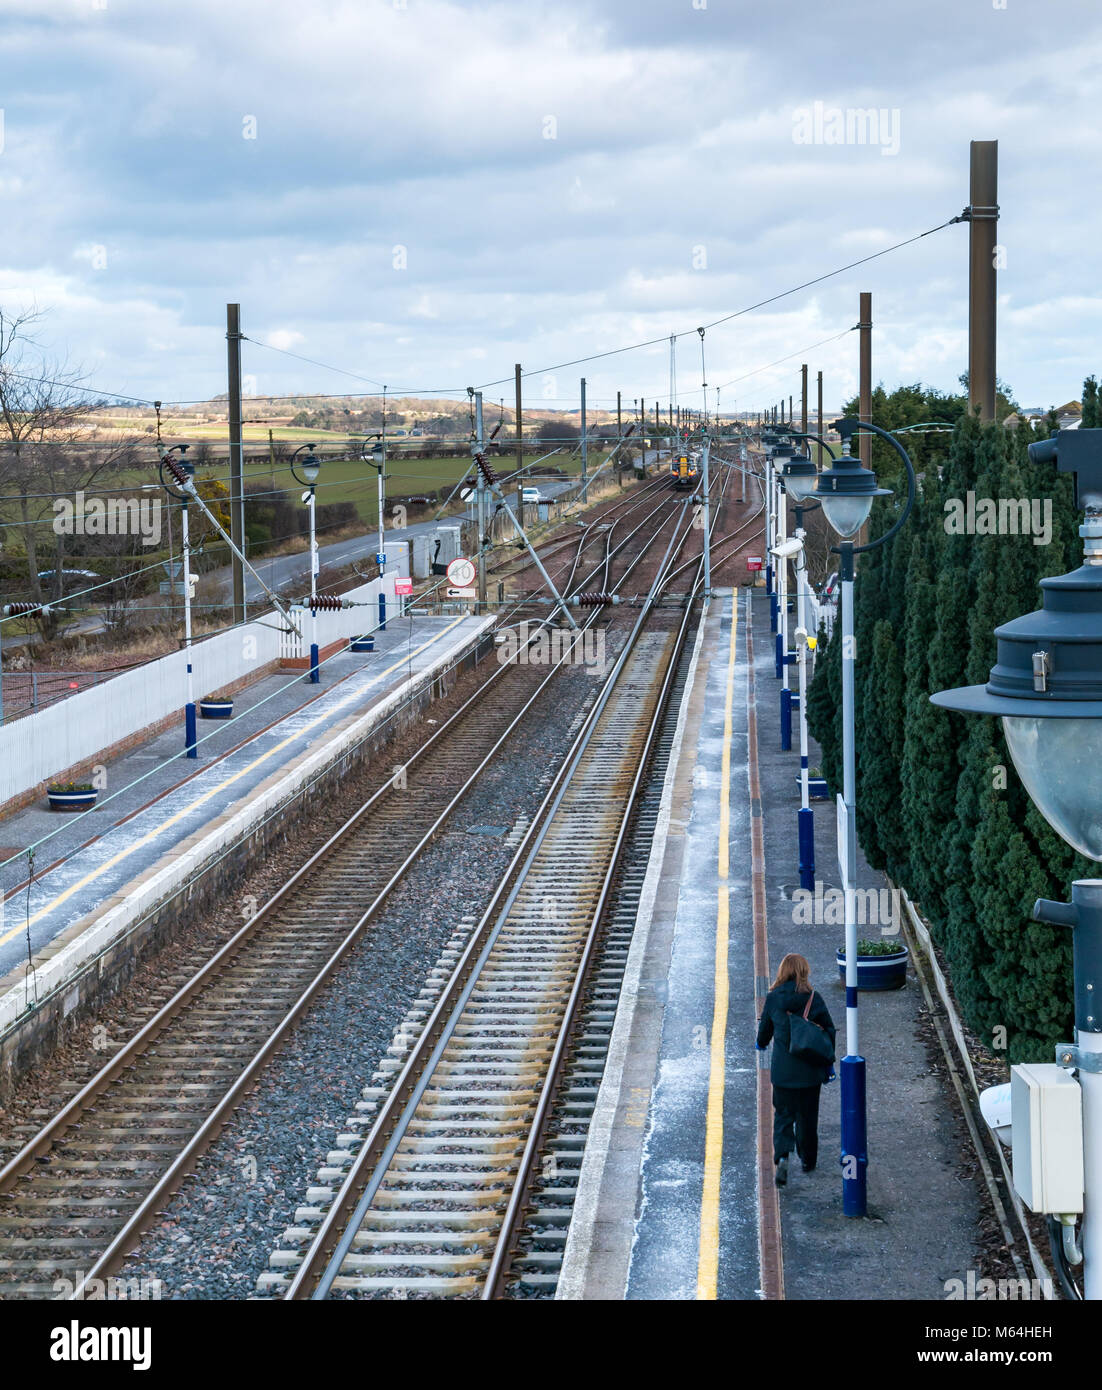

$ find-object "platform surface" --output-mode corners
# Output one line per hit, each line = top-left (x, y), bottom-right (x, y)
(559, 587), (980, 1301)
(0, 612), (489, 987)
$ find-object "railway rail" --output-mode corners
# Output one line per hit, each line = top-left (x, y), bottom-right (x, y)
(0, 468), (752, 1300)
(262, 457), (766, 1299)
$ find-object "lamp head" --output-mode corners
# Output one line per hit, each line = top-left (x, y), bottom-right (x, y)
(781, 452), (818, 502)
(300, 451), (321, 485)
(814, 420), (891, 537)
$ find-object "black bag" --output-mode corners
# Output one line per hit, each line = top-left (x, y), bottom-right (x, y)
(787, 990), (834, 1066)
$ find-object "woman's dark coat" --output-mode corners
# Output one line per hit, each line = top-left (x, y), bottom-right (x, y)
(756, 980), (837, 1087)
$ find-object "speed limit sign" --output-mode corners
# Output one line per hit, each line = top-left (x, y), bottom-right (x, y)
(446, 556), (476, 588)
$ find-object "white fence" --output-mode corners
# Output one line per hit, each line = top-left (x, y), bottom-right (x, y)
(0, 545), (408, 806)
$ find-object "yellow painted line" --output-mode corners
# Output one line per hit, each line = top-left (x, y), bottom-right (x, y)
(0, 618), (469, 949)
(696, 593), (739, 1299)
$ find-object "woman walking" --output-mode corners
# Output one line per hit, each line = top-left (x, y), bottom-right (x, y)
(756, 952), (836, 1186)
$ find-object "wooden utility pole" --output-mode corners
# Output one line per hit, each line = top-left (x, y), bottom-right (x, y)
(514, 364), (523, 475)
(968, 139), (999, 422)
(226, 303), (245, 624)
(859, 292), (872, 472)
(801, 365), (808, 435)
(616, 390), (622, 438)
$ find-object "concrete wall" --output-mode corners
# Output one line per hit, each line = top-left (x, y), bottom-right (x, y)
(0, 544), (408, 806)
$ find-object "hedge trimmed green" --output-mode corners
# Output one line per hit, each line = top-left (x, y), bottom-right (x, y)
(807, 381), (1092, 1061)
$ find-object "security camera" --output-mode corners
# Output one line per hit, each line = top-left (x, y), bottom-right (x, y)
(770, 537), (804, 560)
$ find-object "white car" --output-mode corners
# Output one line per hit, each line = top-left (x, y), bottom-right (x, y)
(521, 486), (543, 504)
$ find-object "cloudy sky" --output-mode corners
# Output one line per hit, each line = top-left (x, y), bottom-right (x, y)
(0, 0), (1098, 418)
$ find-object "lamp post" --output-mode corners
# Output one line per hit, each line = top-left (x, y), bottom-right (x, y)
(932, 427), (1102, 1297)
(362, 437), (387, 632)
(290, 445), (322, 684)
(816, 417), (915, 1218)
(779, 442), (828, 889)
(760, 430), (780, 628)
(158, 445), (198, 757)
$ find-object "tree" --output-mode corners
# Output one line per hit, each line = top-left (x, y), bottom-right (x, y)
(0, 308), (107, 633)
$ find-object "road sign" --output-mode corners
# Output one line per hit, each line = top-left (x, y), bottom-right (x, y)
(747, 556), (763, 571)
(394, 577), (413, 596)
(446, 556), (476, 588)
(446, 586), (477, 599)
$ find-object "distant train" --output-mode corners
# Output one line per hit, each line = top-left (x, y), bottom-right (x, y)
(670, 447), (702, 490)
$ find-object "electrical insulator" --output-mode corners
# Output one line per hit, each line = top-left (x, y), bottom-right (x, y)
(474, 452), (499, 486)
(570, 592), (619, 607)
(164, 454), (194, 490)
(3, 601), (41, 616)
(309, 594), (352, 612)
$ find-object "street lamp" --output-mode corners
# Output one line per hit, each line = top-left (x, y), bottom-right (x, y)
(816, 416), (916, 1218)
(932, 427), (1102, 1297)
(362, 436), (388, 633)
(290, 445), (322, 684)
(158, 444), (198, 757)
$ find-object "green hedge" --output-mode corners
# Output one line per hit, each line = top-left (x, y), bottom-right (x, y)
(806, 384), (1092, 1061)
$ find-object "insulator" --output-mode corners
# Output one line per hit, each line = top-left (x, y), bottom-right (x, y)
(309, 594), (351, 611)
(164, 454), (194, 489)
(475, 452), (499, 485)
(3, 601), (39, 616)
(570, 592), (619, 607)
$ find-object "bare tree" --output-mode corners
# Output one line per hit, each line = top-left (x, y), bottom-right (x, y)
(0, 308), (114, 636)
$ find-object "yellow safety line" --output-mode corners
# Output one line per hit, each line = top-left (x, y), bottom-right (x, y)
(0, 617), (468, 949)
(696, 592), (739, 1299)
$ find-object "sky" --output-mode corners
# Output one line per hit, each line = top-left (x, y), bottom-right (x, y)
(0, 0), (1098, 419)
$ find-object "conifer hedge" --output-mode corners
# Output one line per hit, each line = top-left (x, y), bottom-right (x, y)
(806, 382), (1093, 1060)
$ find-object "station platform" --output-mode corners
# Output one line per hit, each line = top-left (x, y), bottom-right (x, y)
(558, 586), (981, 1301)
(0, 611), (493, 1047)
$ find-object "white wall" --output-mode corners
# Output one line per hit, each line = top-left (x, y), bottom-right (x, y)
(0, 544), (408, 805)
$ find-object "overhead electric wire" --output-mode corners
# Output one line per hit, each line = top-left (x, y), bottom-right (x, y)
(474, 215), (962, 388)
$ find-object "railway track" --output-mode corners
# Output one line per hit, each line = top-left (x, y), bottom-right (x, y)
(263, 463), (763, 1300)
(0, 480), (705, 1301)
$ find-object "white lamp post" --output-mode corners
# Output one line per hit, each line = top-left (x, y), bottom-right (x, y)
(159, 445), (198, 755)
(815, 417), (915, 1219)
(290, 446), (322, 683)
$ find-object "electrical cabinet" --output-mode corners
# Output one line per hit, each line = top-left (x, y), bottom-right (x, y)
(1011, 1063), (1084, 1214)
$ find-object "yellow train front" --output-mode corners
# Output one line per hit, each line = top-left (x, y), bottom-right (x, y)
(670, 448), (702, 489)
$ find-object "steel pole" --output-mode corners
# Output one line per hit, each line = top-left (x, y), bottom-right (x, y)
(839, 540), (866, 1217)
(308, 485), (319, 683)
(580, 377), (588, 502)
(701, 437), (712, 601)
(181, 500), (197, 757)
(226, 303), (246, 626)
(475, 393), (487, 610)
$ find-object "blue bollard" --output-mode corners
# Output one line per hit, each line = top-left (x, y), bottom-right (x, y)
(184, 701), (197, 759)
(840, 1055), (868, 1217)
(775, 632), (783, 679)
(766, 562), (773, 598)
(309, 642), (320, 684)
(798, 803), (815, 890)
(780, 686), (792, 750)
(378, 591), (387, 633)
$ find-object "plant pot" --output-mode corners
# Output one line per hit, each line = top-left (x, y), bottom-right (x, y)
(47, 789), (97, 812)
(199, 698), (234, 720)
(795, 776), (830, 800)
(350, 636), (375, 652)
(836, 944), (909, 991)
